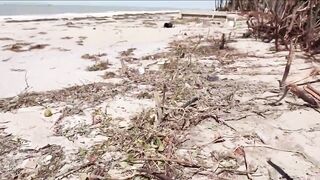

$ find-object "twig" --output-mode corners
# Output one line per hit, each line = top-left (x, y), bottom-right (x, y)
(55, 162), (95, 179)
(267, 159), (293, 180)
(181, 97), (199, 108)
(203, 114), (237, 131)
(135, 157), (207, 168)
(296, 79), (320, 86)
(217, 168), (258, 176)
(199, 136), (225, 148)
(243, 148), (252, 180)
(280, 40), (295, 87)
(23, 71), (30, 92)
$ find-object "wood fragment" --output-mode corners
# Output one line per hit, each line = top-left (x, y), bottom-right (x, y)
(267, 159), (293, 180)
(289, 84), (319, 107)
(304, 84), (320, 102)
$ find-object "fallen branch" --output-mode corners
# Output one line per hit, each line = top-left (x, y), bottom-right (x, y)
(304, 84), (320, 102)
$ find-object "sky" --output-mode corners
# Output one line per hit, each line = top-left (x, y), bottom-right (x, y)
(0, 1), (215, 10)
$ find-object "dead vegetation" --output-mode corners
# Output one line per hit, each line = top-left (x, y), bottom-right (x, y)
(1, 11), (320, 179)
(86, 61), (110, 71)
(0, 82), (128, 113)
(118, 48), (138, 62)
(245, 0), (320, 55)
(3, 42), (49, 52)
(102, 71), (117, 79)
(142, 20), (157, 27)
(81, 53), (107, 61)
(0, 37), (14, 41)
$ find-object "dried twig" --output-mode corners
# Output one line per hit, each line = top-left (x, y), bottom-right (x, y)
(202, 114), (237, 131)
(181, 97), (199, 108)
(267, 159), (293, 180)
(280, 40), (295, 87)
(55, 162), (95, 179)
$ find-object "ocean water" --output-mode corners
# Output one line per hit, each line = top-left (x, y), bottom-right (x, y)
(0, 4), (178, 16)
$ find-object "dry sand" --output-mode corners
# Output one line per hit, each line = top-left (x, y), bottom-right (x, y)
(0, 11), (320, 179)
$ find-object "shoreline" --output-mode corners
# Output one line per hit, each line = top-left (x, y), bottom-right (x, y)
(0, 10), (181, 21)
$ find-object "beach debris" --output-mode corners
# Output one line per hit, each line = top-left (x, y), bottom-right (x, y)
(219, 33), (226, 49)
(22, 27), (37, 30)
(61, 36), (73, 40)
(1, 58), (11, 62)
(28, 44), (49, 50)
(118, 48), (137, 62)
(271, 40), (320, 107)
(120, 48), (136, 57)
(86, 61), (110, 71)
(3, 42), (31, 52)
(3, 42), (49, 52)
(246, 0), (320, 54)
(0, 37), (14, 41)
(163, 22), (173, 28)
(6, 18), (59, 23)
(52, 47), (71, 52)
(81, 53), (107, 61)
(267, 159), (293, 180)
(142, 20), (157, 27)
(44, 108), (53, 117)
(10, 68), (26, 72)
(76, 40), (84, 45)
(102, 71), (117, 79)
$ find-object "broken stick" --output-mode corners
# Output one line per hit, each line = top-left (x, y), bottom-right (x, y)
(267, 159), (293, 180)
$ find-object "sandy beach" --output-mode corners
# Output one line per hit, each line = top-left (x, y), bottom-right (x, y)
(0, 10), (320, 179)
